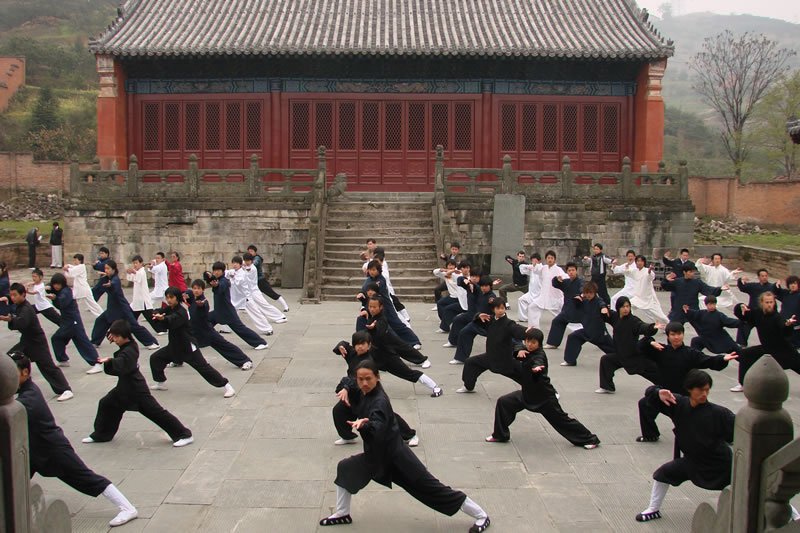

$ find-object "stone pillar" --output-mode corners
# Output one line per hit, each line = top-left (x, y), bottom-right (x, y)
(0, 354), (31, 532)
(269, 79), (282, 168)
(95, 55), (128, 170)
(731, 355), (793, 533)
(633, 60), (667, 172)
(481, 82), (493, 169)
(490, 194), (526, 277)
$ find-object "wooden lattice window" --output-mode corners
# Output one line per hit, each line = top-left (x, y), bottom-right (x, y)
(245, 102), (261, 151)
(521, 104), (537, 152)
(408, 102), (425, 151)
(225, 102), (241, 151)
(143, 103), (160, 151)
(583, 105), (598, 153)
(563, 105), (578, 152)
(164, 103), (180, 151)
(338, 102), (356, 150)
(542, 104), (558, 152)
(603, 105), (619, 153)
(431, 103), (449, 150)
(205, 103), (221, 151)
(315, 102), (333, 150)
(454, 103), (472, 151)
(385, 103), (402, 151)
(185, 103), (200, 152)
(291, 102), (309, 150)
(501, 104), (516, 152)
(362, 102), (379, 151)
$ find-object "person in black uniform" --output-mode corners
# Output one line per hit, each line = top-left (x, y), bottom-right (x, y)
(486, 328), (600, 448)
(635, 370), (734, 522)
(12, 352), (138, 527)
(81, 319), (194, 447)
(320, 360), (491, 532)
(735, 269), (776, 346)
(583, 243), (613, 305)
(634, 322), (737, 442)
(774, 276), (800, 348)
(561, 281), (614, 366)
(331, 331), (419, 446)
(596, 296), (663, 394)
(206, 262), (268, 350)
(357, 281), (423, 355)
(683, 296), (741, 354)
(247, 245), (290, 312)
(149, 287), (236, 397)
(456, 297), (528, 393)
(661, 264), (723, 323)
(1, 282), (73, 401)
(449, 276), (496, 363)
(90, 246), (112, 303)
(544, 262), (584, 349)
(48, 273), (101, 369)
(497, 251), (529, 300)
(183, 280), (253, 370)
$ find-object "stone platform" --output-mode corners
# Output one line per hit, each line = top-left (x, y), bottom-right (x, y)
(9, 276), (799, 532)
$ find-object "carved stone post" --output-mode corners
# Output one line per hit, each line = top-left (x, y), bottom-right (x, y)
(621, 156), (633, 199)
(501, 155), (514, 194)
(0, 353), (31, 532)
(317, 146), (327, 203)
(126, 154), (139, 197)
(679, 160), (689, 200)
(69, 155), (80, 198)
(188, 154), (199, 197)
(248, 154), (260, 197)
(434, 145), (445, 195)
(731, 355), (793, 533)
(560, 156), (573, 198)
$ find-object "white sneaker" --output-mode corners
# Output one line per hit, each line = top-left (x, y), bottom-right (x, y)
(150, 382), (168, 391)
(157, 331), (167, 336)
(544, 344), (558, 349)
(412, 344), (422, 350)
(442, 342), (454, 347)
(254, 343), (269, 350)
(86, 363), (103, 374)
(449, 359), (463, 365)
(57, 361), (70, 367)
(430, 306), (438, 311)
(434, 328), (445, 333)
(241, 361), (253, 371)
(407, 435), (419, 447)
(223, 383), (236, 398)
(283, 307), (290, 312)
(583, 443), (599, 450)
(595, 388), (615, 394)
(166, 362), (181, 368)
(57, 390), (74, 402)
(421, 360), (431, 369)
(173, 436), (194, 447)
(81, 437), (95, 443)
(334, 438), (358, 445)
(145, 343), (160, 350)
(730, 383), (744, 392)
(456, 387), (475, 393)
(559, 362), (576, 367)
(274, 317), (288, 323)
(109, 508), (138, 527)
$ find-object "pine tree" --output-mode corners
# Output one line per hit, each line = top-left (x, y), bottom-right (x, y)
(29, 87), (60, 132)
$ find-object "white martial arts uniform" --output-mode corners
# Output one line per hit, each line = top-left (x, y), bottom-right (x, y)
(625, 266), (669, 324)
(148, 261), (169, 307)
(126, 267), (153, 312)
(610, 261), (637, 307)
(380, 260), (411, 324)
(696, 262), (737, 308)
(243, 265), (285, 326)
(64, 263), (103, 316)
(516, 263), (543, 323)
(526, 263), (567, 328)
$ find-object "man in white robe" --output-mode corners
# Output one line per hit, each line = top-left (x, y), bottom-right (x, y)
(696, 253), (740, 309)
(610, 250), (637, 308)
(625, 255), (669, 324)
(517, 253), (542, 323)
(526, 251), (567, 329)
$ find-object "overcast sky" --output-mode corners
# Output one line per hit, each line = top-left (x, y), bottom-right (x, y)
(635, 0), (800, 24)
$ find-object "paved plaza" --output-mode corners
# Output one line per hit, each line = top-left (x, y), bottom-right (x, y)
(12, 276), (800, 532)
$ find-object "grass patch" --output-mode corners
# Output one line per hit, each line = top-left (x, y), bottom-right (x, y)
(0, 220), (63, 242)
(711, 233), (800, 253)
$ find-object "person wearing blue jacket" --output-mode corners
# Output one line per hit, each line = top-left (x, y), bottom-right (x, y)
(206, 261), (268, 350)
(48, 273), (100, 371)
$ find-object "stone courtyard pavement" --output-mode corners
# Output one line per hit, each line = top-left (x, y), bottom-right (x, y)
(12, 279), (800, 532)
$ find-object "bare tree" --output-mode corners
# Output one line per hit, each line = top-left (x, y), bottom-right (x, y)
(750, 71), (800, 179)
(690, 31), (795, 179)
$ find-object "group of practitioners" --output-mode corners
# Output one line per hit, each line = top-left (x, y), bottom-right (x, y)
(8, 244), (289, 527)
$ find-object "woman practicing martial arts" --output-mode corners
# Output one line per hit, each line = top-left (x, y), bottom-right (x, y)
(320, 360), (491, 532)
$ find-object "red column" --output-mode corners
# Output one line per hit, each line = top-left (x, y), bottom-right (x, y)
(95, 55), (128, 170)
(481, 84), (492, 169)
(269, 80), (282, 168)
(632, 60), (667, 172)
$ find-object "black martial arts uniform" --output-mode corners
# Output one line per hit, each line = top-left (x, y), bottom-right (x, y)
(733, 304), (800, 385)
(25, 227), (38, 268)
(8, 299), (71, 395)
(185, 291), (251, 367)
(207, 275), (266, 348)
(252, 253), (284, 301)
(636, 339), (729, 439)
(660, 277), (721, 323)
(684, 308), (740, 354)
(331, 341), (416, 441)
(90, 274), (158, 347)
(361, 274), (420, 346)
(436, 274), (466, 332)
(643, 386), (734, 490)
(434, 253), (461, 302)
(497, 256), (529, 299)
(735, 278), (776, 345)
(90, 339), (192, 442)
(774, 286), (800, 348)
(451, 290), (496, 363)
(598, 308), (660, 392)
(562, 295), (614, 365)
(461, 313), (527, 391)
(588, 253), (612, 305)
(335, 382), (467, 515)
(545, 276), (584, 347)
(491, 347), (600, 446)
(150, 304), (229, 388)
(90, 256), (111, 303)
(17, 378), (109, 495)
(661, 256), (693, 278)
(444, 276), (478, 338)
(50, 285), (99, 366)
(363, 313), (427, 365)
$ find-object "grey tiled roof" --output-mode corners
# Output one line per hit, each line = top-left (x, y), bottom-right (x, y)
(90, 0), (674, 60)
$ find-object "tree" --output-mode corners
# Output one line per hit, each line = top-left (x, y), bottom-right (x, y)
(689, 31), (795, 179)
(29, 87), (60, 132)
(658, 3), (673, 19)
(750, 71), (800, 179)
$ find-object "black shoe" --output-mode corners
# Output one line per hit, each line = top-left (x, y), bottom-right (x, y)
(636, 436), (659, 443)
(319, 515), (352, 526)
(469, 516), (491, 532)
(635, 510), (661, 522)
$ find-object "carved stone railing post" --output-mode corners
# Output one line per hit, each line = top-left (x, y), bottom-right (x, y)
(69, 155), (80, 197)
(434, 145), (445, 195)
(560, 156), (573, 198)
(317, 145), (327, 203)
(188, 154), (199, 197)
(0, 354), (30, 532)
(126, 154), (139, 197)
(501, 155), (514, 194)
(248, 154), (259, 197)
(621, 156), (633, 199)
(679, 160), (689, 200)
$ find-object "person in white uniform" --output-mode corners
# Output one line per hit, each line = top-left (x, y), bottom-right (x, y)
(624, 255), (669, 324)
(695, 253), (740, 309)
(526, 251), (567, 329)
(610, 250), (637, 308)
(148, 252), (169, 309)
(64, 254), (103, 317)
(516, 253), (542, 323)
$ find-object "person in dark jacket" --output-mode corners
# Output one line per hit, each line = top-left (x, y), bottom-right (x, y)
(49, 221), (63, 268)
(12, 352), (138, 527)
(357, 284), (428, 366)
(91, 246), (111, 303)
(247, 244), (289, 312)
(497, 251), (529, 300)
(774, 276), (800, 348)
(183, 280), (253, 369)
(661, 248), (692, 278)
(583, 243), (613, 305)
(362, 260), (421, 347)
(456, 297), (529, 392)
(596, 296), (662, 393)
(544, 262), (584, 348)
(206, 262), (268, 350)
(1, 282), (72, 400)
(560, 282), (614, 366)
(684, 296), (741, 354)
(48, 273), (100, 370)
(331, 331), (418, 446)
(320, 360), (491, 532)
(449, 277), (496, 364)
(149, 287), (236, 397)
(486, 328), (600, 448)
(660, 263), (723, 323)
(81, 319), (193, 447)
(731, 292), (799, 392)
(735, 269), (776, 345)
(635, 322), (737, 442)
(25, 226), (39, 268)
(634, 371), (734, 522)
(443, 268), (482, 344)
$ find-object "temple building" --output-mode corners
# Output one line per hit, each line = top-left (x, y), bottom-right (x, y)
(90, 0), (673, 191)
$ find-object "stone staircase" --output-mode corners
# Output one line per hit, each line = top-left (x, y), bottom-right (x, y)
(321, 193), (439, 302)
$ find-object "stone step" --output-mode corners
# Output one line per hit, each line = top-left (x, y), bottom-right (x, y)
(321, 286), (436, 300)
(321, 291), (434, 302)
(322, 266), (437, 277)
(325, 236), (437, 245)
(324, 227), (434, 237)
(326, 203), (432, 213)
(325, 217), (433, 226)
(324, 250), (437, 262)
(336, 192), (434, 202)
(323, 258), (439, 269)
(322, 274), (438, 285)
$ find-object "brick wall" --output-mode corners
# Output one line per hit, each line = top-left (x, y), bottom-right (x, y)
(0, 57), (25, 113)
(0, 152), (71, 193)
(688, 176), (800, 227)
